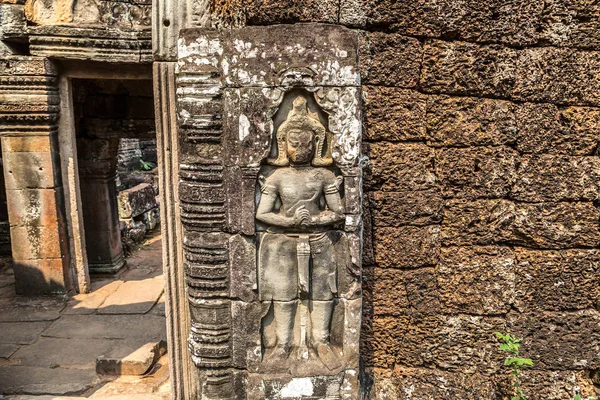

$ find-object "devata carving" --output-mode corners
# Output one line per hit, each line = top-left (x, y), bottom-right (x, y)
(257, 95), (343, 369)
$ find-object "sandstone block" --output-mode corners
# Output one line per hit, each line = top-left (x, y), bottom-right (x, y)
(2, 135), (54, 153)
(3, 151), (59, 190)
(6, 188), (59, 227)
(96, 340), (167, 376)
(11, 225), (62, 260)
(420, 40), (518, 98)
(442, 199), (600, 248)
(513, 248), (600, 312)
(117, 183), (157, 219)
(511, 155), (600, 202)
(510, 310), (600, 370)
(435, 146), (519, 199)
(514, 47), (600, 106)
(360, 314), (408, 368)
(426, 95), (518, 147)
(364, 142), (436, 192)
(244, 0), (339, 25)
(438, 246), (515, 315)
(0, 321), (50, 344)
(13, 258), (67, 295)
(360, 33), (422, 87)
(374, 225), (440, 268)
(370, 189), (443, 227)
(362, 267), (410, 316)
(363, 87), (426, 142)
(520, 370), (595, 400)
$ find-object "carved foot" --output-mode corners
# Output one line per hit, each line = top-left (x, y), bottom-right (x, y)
(269, 345), (292, 362)
(315, 343), (342, 371)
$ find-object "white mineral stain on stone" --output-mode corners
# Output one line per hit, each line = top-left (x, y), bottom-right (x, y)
(239, 114), (250, 142)
(280, 378), (314, 397)
(178, 37), (222, 59)
(222, 58), (229, 75)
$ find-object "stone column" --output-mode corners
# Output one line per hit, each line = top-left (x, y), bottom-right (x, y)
(0, 56), (73, 294)
(77, 137), (124, 274)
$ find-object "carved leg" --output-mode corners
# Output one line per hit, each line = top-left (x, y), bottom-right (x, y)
(271, 300), (297, 360)
(310, 300), (341, 370)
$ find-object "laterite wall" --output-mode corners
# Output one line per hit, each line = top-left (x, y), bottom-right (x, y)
(214, 1), (600, 398)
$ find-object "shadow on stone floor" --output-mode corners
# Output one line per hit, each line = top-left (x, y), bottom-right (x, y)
(0, 232), (169, 399)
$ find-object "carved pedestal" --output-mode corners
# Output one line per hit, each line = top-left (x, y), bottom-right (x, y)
(175, 24), (363, 399)
(77, 137), (125, 274)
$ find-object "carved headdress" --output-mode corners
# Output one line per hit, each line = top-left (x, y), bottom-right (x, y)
(267, 95), (333, 166)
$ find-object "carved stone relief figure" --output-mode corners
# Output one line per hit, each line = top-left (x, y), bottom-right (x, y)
(256, 94), (345, 371)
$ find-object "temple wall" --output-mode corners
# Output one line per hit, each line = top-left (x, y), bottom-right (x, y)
(206, 1), (600, 398)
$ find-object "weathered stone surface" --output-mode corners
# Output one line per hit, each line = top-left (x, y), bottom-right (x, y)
(374, 225), (440, 268)
(420, 40), (517, 98)
(63, 280), (123, 315)
(364, 142), (436, 192)
(371, 367), (500, 400)
(539, 0), (600, 50)
(117, 183), (158, 219)
(363, 87), (426, 142)
(42, 314), (166, 341)
(370, 189), (443, 227)
(97, 276), (164, 314)
(515, 104), (600, 155)
(426, 95), (518, 147)
(511, 155), (600, 202)
(244, 0), (339, 25)
(438, 246), (515, 315)
(363, 267), (439, 317)
(510, 310), (600, 370)
(442, 199), (600, 248)
(360, 33), (422, 87)
(520, 370), (596, 400)
(513, 249), (600, 312)
(0, 343), (19, 359)
(514, 47), (600, 106)
(0, 298), (64, 322)
(361, 314), (408, 368)
(435, 146), (519, 199)
(96, 340), (166, 375)
(0, 365), (99, 395)
(0, 321), (50, 344)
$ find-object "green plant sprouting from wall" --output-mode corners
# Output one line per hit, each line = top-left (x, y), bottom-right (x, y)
(495, 332), (534, 400)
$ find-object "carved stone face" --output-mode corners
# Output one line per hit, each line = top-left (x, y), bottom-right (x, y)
(286, 129), (314, 165)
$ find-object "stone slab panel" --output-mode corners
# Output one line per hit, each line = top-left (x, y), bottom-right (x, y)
(97, 276), (164, 315)
(0, 321), (50, 344)
(0, 343), (19, 359)
(178, 24), (359, 87)
(10, 225), (62, 260)
(42, 314), (166, 341)
(0, 365), (99, 396)
(117, 183), (158, 219)
(0, 298), (63, 322)
(3, 151), (59, 190)
(5, 188), (59, 227)
(13, 258), (68, 295)
(62, 280), (123, 315)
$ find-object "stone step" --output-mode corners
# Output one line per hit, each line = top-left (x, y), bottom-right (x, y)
(96, 340), (167, 376)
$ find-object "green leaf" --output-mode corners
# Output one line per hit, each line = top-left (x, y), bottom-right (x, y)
(574, 394), (582, 400)
(504, 357), (534, 367)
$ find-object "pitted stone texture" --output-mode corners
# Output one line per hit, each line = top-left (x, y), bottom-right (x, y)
(513, 249), (600, 312)
(364, 142), (436, 192)
(363, 87), (426, 142)
(244, 0), (339, 25)
(442, 199), (600, 249)
(435, 146), (519, 199)
(359, 33), (422, 87)
(370, 190), (443, 227)
(426, 95), (518, 147)
(117, 183), (158, 219)
(511, 155), (600, 202)
(374, 225), (440, 269)
(438, 246), (515, 315)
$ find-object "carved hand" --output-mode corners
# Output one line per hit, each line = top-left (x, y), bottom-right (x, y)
(294, 206), (311, 227)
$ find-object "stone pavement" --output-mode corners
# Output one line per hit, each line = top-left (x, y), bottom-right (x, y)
(0, 234), (169, 399)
